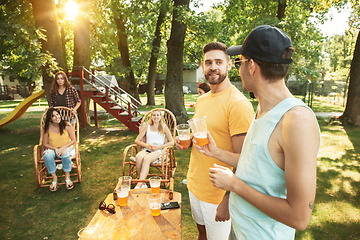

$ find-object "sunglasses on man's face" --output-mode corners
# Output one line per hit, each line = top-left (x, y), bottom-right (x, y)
(99, 201), (116, 214)
(234, 57), (250, 70)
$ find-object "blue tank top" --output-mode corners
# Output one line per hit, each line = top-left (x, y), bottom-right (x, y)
(229, 97), (320, 240)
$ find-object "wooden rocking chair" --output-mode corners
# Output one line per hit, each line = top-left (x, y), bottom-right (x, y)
(33, 107), (81, 188)
(122, 108), (177, 188)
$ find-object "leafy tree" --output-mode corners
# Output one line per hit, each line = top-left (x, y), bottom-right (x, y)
(146, 0), (169, 106)
(165, 0), (190, 124)
(0, 0), (58, 96)
(93, 0), (163, 103)
(30, 0), (66, 104)
(220, 0), (325, 83)
(324, 33), (355, 74)
(340, 2), (360, 125)
(111, 1), (140, 102)
(71, 0), (91, 126)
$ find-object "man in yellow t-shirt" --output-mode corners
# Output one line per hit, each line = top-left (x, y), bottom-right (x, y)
(176, 42), (254, 240)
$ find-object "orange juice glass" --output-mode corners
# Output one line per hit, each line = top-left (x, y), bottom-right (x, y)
(149, 176), (161, 194)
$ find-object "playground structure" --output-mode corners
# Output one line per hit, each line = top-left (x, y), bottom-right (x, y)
(0, 89), (45, 129)
(0, 67), (144, 132)
(69, 67), (143, 132)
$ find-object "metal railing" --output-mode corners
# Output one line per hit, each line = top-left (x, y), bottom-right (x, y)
(79, 67), (142, 116)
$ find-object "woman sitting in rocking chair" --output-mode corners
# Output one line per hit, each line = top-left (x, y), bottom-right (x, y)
(42, 108), (76, 192)
(134, 110), (174, 189)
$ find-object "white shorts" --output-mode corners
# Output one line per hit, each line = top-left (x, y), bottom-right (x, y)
(189, 191), (231, 240)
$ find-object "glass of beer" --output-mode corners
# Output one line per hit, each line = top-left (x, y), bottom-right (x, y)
(117, 188), (129, 207)
(119, 176), (132, 193)
(147, 193), (161, 216)
(149, 176), (161, 194)
(176, 123), (191, 148)
(188, 116), (209, 146)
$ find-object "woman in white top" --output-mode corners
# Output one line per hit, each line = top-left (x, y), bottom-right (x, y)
(134, 110), (174, 189)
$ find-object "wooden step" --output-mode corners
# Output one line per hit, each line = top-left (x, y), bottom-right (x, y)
(132, 116), (143, 122)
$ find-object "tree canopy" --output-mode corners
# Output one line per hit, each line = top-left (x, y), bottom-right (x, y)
(0, 0), (359, 124)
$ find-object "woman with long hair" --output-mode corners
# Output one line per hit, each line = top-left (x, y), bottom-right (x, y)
(133, 110), (174, 189)
(43, 108), (76, 191)
(50, 71), (81, 119)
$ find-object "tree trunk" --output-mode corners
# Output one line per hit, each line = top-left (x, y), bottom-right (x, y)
(30, 0), (66, 104)
(72, 8), (91, 126)
(277, 0), (286, 20)
(340, 31), (360, 126)
(165, 0), (190, 125)
(147, 5), (166, 106)
(114, 11), (140, 102)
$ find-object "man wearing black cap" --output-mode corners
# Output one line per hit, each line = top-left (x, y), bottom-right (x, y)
(200, 25), (320, 239)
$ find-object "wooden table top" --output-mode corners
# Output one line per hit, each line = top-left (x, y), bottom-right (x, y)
(84, 189), (181, 240)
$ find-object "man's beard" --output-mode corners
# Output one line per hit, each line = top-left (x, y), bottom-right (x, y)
(204, 70), (227, 85)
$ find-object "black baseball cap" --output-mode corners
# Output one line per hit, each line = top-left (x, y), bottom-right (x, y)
(227, 25), (293, 64)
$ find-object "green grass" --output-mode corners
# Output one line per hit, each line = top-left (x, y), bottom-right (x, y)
(0, 93), (357, 239)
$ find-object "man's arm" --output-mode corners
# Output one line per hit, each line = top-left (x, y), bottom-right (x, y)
(194, 132), (242, 168)
(215, 133), (246, 221)
(210, 108), (319, 230)
(231, 133), (246, 154)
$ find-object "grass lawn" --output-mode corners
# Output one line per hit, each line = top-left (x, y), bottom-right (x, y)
(0, 93), (358, 239)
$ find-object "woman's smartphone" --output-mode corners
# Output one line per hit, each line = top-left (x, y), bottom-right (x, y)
(161, 202), (180, 210)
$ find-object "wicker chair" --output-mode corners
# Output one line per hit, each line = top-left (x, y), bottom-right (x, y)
(122, 108), (176, 188)
(33, 107), (81, 187)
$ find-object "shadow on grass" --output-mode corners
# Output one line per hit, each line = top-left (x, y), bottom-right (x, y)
(297, 138), (360, 239)
(344, 125), (360, 153)
(297, 221), (360, 240)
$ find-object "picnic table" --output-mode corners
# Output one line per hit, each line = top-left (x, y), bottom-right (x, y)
(82, 188), (181, 239)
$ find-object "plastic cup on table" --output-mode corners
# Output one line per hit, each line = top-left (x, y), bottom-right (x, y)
(117, 188), (130, 207)
(147, 193), (162, 216)
(188, 116), (209, 146)
(149, 176), (161, 194)
(119, 176), (132, 192)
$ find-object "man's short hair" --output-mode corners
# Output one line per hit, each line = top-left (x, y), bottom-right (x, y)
(203, 42), (230, 60)
(244, 47), (294, 81)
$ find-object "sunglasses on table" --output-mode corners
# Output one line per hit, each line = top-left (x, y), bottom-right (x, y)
(99, 201), (116, 214)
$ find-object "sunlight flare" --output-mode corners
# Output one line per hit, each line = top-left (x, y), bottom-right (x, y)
(65, 1), (78, 20)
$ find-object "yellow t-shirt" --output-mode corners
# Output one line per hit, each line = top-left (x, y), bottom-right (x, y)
(187, 85), (254, 204)
(49, 129), (70, 148)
